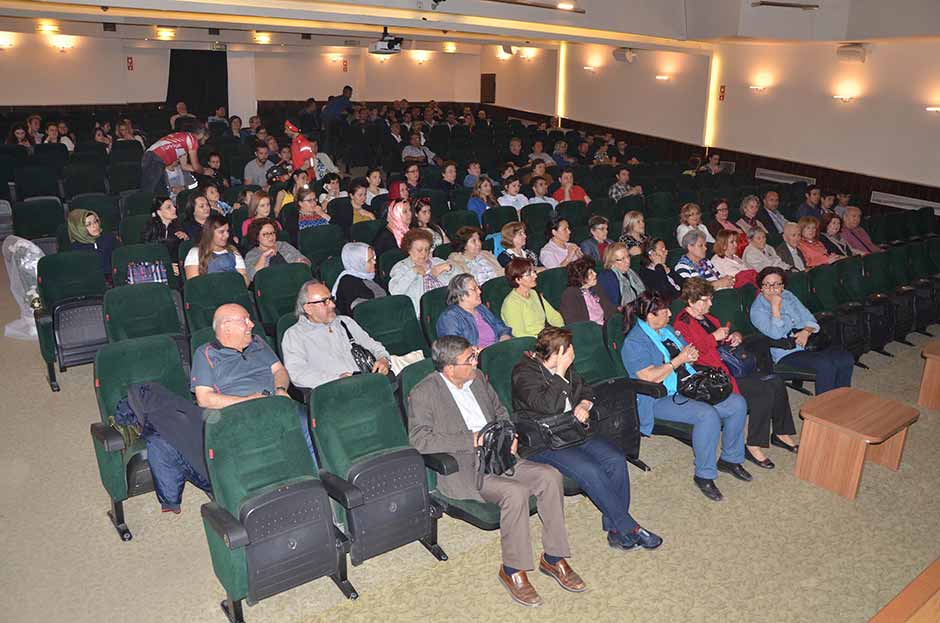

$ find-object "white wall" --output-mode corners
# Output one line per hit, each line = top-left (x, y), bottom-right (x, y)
(0, 32), (168, 104)
(711, 39), (940, 186)
(479, 46), (558, 116)
(562, 43), (709, 145)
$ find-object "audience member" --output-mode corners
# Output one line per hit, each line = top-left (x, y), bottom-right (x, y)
(819, 213), (858, 258)
(706, 200), (747, 253)
(528, 176), (558, 209)
(834, 190), (853, 218)
(528, 139), (556, 166)
(501, 259), (563, 337)
(332, 243), (388, 316)
(796, 184), (824, 220)
(273, 169), (308, 216)
(243, 142), (274, 188)
(736, 195), (768, 237)
(619, 210), (649, 256)
(169, 101), (195, 129)
(282, 280), (392, 390)
(402, 132), (439, 165)
(321, 85), (354, 124)
(776, 222), (807, 271)
(67, 209), (120, 276)
(181, 192), (209, 241)
(797, 216), (839, 268)
(673, 278), (797, 467)
(597, 242), (646, 309)
(26, 114), (43, 143)
(621, 291), (749, 502)
(365, 168), (388, 206)
(540, 216), (583, 269)
(551, 170), (591, 205)
(184, 214), (248, 285)
(498, 222), (539, 267)
(674, 230), (734, 289)
(636, 238), (681, 300)
(757, 190), (788, 235)
(437, 161), (460, 205)
(389, 229), (457, 315)
(468, 177), (500, 225)
(6, 122), (35, 154)
(559, 256), (617, 325)
(608, 166), (643, 202)
(436, 274), (512, 348)
(463, 160), (482, 189)
(710, 230), (754, 285)
(411, 198), (449, 249)
(201, 180), (232, 216)
(742, 228), (790, 272)
(447, 226), (504, 285)
(403, 163), (422, 195)
(512, 327), (662, 552)
(820, 189), (837, 217)
(498, 176), (529, 215)
(372, 199), (412, 258)
(141, 126), (207, 196)
(676, 202), (715, 245)
(142, 196), (189, 266)
(698, 152), (722, 176)
(841, 206), (881, 255)
(408, 335), (583, 607)
(504, 137), (529, 167)
(552, 140), (576, 166)
(750, 267), (854, 394)
(579, 215), (613, 262)
(244, 218), (309, 281)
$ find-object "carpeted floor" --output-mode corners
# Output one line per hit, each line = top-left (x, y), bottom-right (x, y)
(0, 257), (937, 623)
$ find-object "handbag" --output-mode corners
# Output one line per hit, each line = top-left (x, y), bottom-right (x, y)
(340, 320), (377, 373)
(676, 366), (733, 405)
(530, 412), (589, 450)
(717, 344), (758, 377)
(789, 328), (832, 352)
(475, 420), (517, 488)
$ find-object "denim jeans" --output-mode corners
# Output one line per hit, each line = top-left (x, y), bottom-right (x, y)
(777, 348), (854, 395)
(651, 393), (747, 479)
(528, 436), (639, 535)
(145, 431), (212, 512)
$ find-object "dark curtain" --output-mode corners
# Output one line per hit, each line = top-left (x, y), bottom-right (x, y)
(165, 50), (228, 119)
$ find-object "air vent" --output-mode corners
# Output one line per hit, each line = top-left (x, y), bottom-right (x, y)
(301, 33), (312, 40)
(750, 1), (820, 9)
(102, 23), (117, 32)
(754, 168), (816, 185)
(870, 191), (940, 216)
(343, 39), (360, 46)
(208, 28), (220, 35)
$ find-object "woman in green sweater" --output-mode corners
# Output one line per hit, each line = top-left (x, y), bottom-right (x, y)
(500, 258), (564, 337)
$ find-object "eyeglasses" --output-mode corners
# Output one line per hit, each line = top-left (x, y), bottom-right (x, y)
(304, 296), (336, 307)
(452, 351), (479, 366)
(762, 282), (785, 290)
(259, 230), (277, 237)
(222, 316), (252, 325)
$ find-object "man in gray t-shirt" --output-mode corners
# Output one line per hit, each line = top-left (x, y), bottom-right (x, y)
(243, 143), (274, 187)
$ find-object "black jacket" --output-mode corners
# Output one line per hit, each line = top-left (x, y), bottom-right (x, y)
(510, 352), (594, 424)
(142, 217), (186, 260)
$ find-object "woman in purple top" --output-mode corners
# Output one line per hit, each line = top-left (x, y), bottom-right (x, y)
(435, 273), (512, 348)
(559, 256), (617, 326)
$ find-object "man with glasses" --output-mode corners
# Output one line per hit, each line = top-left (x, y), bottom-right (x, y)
(281, 280), (392, 391)
(408, 335), (584, 607)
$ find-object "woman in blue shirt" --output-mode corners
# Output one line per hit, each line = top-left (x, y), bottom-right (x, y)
(435, 273), (512, 348)
(621, 291), (749, 502)
(749, 266), (853, 395)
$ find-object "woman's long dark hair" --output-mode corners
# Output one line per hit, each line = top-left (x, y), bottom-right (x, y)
(623, 290), (670, 332)
(197, 214), (236, 275)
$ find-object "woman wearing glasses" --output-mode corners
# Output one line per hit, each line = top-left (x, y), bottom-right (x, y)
(750, 266), (854, 396)
(243, 218), (310, 282)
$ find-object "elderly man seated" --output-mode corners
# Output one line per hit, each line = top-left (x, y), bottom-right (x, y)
(408, 335), (586, 608)
(841, 206), (882, 255)
(282, 280), (392, 391)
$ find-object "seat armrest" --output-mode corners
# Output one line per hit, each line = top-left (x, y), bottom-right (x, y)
(624, 379), (667, 398)
(318, 470), (365, 509)
(201, 502), (250, 549)
(90, 422), (125, 452)
(422, 452), (458, 475)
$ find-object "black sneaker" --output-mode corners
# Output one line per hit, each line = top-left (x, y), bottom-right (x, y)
(621, 526), (663, 550)
(607, 531), (640, 552)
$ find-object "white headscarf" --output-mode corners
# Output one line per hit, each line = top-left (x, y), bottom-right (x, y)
(332, 242), (375, 296)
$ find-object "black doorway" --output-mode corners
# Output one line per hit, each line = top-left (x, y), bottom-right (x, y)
(166, 50), (228, 118)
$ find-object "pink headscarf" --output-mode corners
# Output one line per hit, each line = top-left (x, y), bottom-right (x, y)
(386, 199), (411, 246)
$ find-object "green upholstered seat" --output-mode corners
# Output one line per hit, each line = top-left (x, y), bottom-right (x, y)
(555, 201), (589, 228)
(441, 210), (480, 238)
(275, 312), (298, 359)
(350, 219), (384, 244)
(252, 262), (311, 328)
(104, 284), (184, 342)
(353, 295), (429, 356)
(13, 197), (65, 241)
(536, 267), (567, 310)
(478, 336), (535, 417)
(183, 272), (257, 333)
(111, 243), (178, 289)
(482, 206), (517, 236)
(481, 276), (511, 313)
(298, 223), (346, 266)
(567, 320), (622, 384)
(378, 249), (406, 284)
(317, 255), (344, 289)
(420, 286), (449, 343)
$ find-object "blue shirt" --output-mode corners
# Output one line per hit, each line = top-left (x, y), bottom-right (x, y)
(436, 304), (512, 346)
(749, 289), (820, 362)
(321, 95), (351, 122)
(621, 322), (689, 435)
(191, 335), (279, 396)
(796, 202), (823, 220)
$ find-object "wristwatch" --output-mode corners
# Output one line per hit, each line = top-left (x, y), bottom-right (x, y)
(275, 386), (288, 393)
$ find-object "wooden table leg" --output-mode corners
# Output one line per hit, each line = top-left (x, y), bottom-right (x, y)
(867, 426), (909, 471)
(919, 358), (940, 410)
(795, 420), (868, 500)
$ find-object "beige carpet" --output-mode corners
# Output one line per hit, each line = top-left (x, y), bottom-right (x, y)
(0, 257), (937, 623)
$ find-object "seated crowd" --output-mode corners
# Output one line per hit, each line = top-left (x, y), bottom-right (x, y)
(16, 95), (904, 610)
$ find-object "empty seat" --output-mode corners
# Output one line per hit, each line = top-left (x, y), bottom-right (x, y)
(478, 336), (536, 416)
(252, 262), (311, 329)
(298, 223), (345, 267)
(12, 197), (65, 248)
(104, 283), (185, 342)
(441, 210), (479, 238)
(183, 272), (258, 333)
(64, 163), (108, 198)
(108, 162), (142, 194)
(14, 164), (60, 200)
(419, 285), (449, 343)
(111, 243), (178, 289)
(567, 320), (622, 384)
(352, 295), (428, 356)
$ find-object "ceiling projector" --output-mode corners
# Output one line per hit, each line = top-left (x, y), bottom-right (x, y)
(369, 27), (403, 55)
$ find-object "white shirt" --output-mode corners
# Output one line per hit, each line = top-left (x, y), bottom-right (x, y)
(785, 243), (806, 270)
(184, 248), (246, 270)
(366, 188), (388, 205)
(440, 373), (488, 432)
(498, 193), (529, 216)
(528, 194), (558, 209)
(676, 223), (714, 246)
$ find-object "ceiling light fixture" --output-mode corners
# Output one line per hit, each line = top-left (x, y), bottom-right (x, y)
(443, 41), (457, 53)
(37, 22), (59, 34)
(926, 106), (940, 112)
(583, 65), (598, 73)
(0, 33), (14, 50)
(253, 31), (272, 45)
(477, 0), (585, 14)
(51, 35), (73, 52)
(749, 85), (767, 92)
(155, 27), (176, 41)
(655, 75), (670, 81)
(833, 94), (854, 102)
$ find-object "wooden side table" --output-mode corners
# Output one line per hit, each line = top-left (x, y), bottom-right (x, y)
(796, 387), (919, 500)
(918, 340), (940, 410)
(869, 559), (940, 622)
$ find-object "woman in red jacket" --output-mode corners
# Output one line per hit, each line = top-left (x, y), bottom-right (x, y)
(672, 277), (798, 468)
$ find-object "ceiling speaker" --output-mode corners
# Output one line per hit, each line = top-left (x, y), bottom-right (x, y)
(612, 47), (637, 63)
(836, 43), (867, 63)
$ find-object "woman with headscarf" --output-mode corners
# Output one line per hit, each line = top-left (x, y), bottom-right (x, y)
(332, 242), (388, 315)
(372, 198), (413, 258)
(67, 209), (121, 277)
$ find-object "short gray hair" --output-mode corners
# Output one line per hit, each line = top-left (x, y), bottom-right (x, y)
(681, 229), (705, 250)
(746, 226), (765, 241)
(431, 335), (471, 372)
(293, 279), (323, 317)
(740, 194), (760, 213)
(446, 273), (477, 306)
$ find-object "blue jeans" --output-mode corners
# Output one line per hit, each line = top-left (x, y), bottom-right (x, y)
(146, 431), (212, 512)
(651, 393), (747, 480)
(777, 348), (854, 395)
(528, 436), (639, 534)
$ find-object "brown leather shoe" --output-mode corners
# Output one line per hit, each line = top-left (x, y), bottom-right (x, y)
(498, 567), (543, 607)
(539, 556), (587, 593)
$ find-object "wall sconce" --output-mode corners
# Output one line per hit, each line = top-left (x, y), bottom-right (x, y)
(413, 51), (430, 65)
(155, 27), (176, 41)
(557, 1), (576, 9)
(497, 48), (513, 61)
(583, 65), (598, 73)
(443, 41), (457, 53)
(926, 106), (940, 113)
(253, 32), (272, 45)
(749, 85), (767, 92)
(376, 55), (390, 63)
(518, 47), (537, 61)
(655, 75), (671, 81)
(0, 33), (14, 50)
(833, 94), (855, 102)
(37, 22), (59, 34)
(51, 35), (74, 53)
(328, 54), (344, 63)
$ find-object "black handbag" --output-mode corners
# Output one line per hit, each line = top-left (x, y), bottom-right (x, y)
(789, 328), (832, 352)
(340, 320), (377, 373)
(532, 412), (589, 450)
(590, 378), (641, 460)
(475, 420), (517, 488)
(717, 344), (758, 377)
(676, 366), (733, 405)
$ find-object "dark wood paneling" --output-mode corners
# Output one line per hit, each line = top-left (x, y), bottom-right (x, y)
(480, 74), (496, 104)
